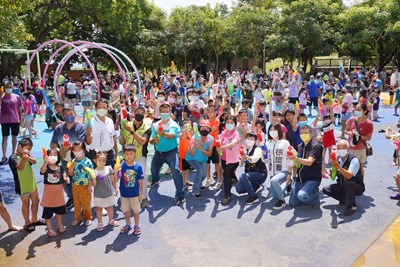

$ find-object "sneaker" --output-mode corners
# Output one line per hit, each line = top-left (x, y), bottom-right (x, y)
(192, 193), (201, 199)
(390, 193), (400, 200)
(176, 197), (186, 206)
(221, 196), (231, 205)
(212, 172), (217, 178)
(0, 157), (8, 165)
(394, 114), (399, 117)
(245, 196), (259, 205)
(150, 181), (160, 187)
(141, 198), (150, 208)
(344, 206), (357, 216)
(255, 185), (263, 194)
(200, 186), (206, 191)
(273, 199), (286, 210)
(211, 182), (222, 190)
(65, 199), (74, 209)
(185, 181), (194, 186)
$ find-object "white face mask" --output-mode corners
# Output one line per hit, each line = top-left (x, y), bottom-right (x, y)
(74, 151), (85, 158)
(336, 149), (348, 158)
(188, 95), (194, 101)
(5, 88), (13, 94)
(354, 111), (363, 117)
(48, 156), (58, 164)
(158, 96), (165, 101)
(193, 96), (199, 101)
(245, 139), (255, 148)
(269, 130), (278, 139)
(97, 108), (108, 117)
(167, 97), (175, 104)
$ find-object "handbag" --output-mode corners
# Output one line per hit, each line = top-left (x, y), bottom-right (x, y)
(354, 119), (373, 156)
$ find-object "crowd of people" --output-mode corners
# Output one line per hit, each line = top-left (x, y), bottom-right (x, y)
(0, 64), (399, 238)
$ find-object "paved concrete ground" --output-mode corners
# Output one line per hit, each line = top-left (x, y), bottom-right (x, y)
(0, 103), (399, 267)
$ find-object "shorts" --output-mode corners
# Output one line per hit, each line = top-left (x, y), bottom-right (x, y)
(94, 196), (114, 208)
(341, 113), (352, 121)
(309, 97), (318, 107)
(1, 123), (20, 137)
(82, 101), (92, 107)
(207, 146), (220, 164)
(42, 205), (67, 219)
(67, 94), (76, 100)
(288, 97), (299, 104)
(120, 197), (140, 213)
(180, 158), (190, 171)
(349, 149), (367, 164)
(25, 114), (33, 121)
(300, 104), (306, 110)
(389, 91), (394, 96)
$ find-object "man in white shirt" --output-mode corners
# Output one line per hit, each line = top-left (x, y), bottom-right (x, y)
(85, 99), (118, 166)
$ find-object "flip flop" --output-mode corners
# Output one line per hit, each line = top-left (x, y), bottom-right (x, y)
(23, 224), (35, 232)
(32, 220), (46, 226)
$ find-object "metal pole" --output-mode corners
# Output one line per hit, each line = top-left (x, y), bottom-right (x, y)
(26, 52), (31, 86)
(36, 51), (41, 81)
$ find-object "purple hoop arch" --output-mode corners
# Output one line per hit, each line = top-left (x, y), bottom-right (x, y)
(24, 39), (100, 93)
(41, 41), (127, 100)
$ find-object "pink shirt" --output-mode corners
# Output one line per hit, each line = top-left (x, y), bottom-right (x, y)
(219, 129), (241, 164)
(342, 93), (353, 114)
(23, 99), (33, 115)
(0, 93), (22, 123)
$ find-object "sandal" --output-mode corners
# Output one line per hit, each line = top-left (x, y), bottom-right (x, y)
(70, 220), (81, 226)
(97, 223), (104, 232)
(85, 220), (92, 226)
(203, 178), (214, 187)
(108, 220), (119, 227)
(32, 220), (46, 226)
(133, 225), (142, 236)
(211, 182), (222, 190)
(57, 224), (66, 234)
(23, 224), (35, 232)
(120, 224), (132, 234)
(47, 229), (58, 237)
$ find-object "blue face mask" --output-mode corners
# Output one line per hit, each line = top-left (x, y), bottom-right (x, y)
(310, 80), (315, 84)
(298, 121), (307, 127)
(160, 113), (170, 121)
(64, 115), (75, 123)
(226, 123), (235, 131)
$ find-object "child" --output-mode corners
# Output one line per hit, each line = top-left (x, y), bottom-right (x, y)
(179, 120), (193, 189)
(67, 141), (94, 226)
(321, 114), (335, 178)
(92, 151), (119, 231)
(22, 91), (39, 138)
(9, 138), (44, 231)
(372, 90), (380, 121)
(118, 144), (144, 235)
(40, 148), (69, 237)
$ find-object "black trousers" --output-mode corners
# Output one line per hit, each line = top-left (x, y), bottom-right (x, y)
(323, 181), (365, 207)
(221, 160), (239, 198)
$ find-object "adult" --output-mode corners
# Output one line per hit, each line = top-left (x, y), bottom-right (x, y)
(267, 124), (293, 209)
(50, 107), (86, 208)
(0, 190), (22, 231)
(85, 99), (118, 167)
(120, 106), (151, 207)
(306, 75), (320, 116)
(339, 87), (354, 139)
(344, 103), (373, 174)
(390, 68), (399, 106)
(323, 140), (364, 216)
(288, 125), (323, 207)
(235, 133), (268, 204)
(217, 115), (241, 205)
(149, 102), (185, 205)
(0, 81), (22, 165)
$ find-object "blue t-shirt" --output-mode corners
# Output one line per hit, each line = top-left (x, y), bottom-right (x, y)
(306, 81), (320, 98)
(396, 88), (400, 101)
(186, 136), (213, 163)
(120, 162), (144, 198)
(150, 119), (181, 152)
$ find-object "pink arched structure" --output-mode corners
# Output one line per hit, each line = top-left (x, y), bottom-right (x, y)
(24, 39), (100, 92)
(40, 41), (127, 100)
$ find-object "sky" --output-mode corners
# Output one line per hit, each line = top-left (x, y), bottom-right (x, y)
(151, 0), (233, 14)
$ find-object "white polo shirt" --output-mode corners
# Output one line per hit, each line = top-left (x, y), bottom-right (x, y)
(89, 116), (116, 151)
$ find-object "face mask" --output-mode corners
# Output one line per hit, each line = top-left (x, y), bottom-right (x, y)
(177, 98), (182, 103)
(337, 149), (348, 158)
(160, 113), (170, 121)
(200, 129), (209, 136)
(325, 119), (332, 125)
(97, 108), (108, 117)
(134, 114), (144, 121)
(245, 139), (255, 147)
(226, 123), (235, 131)
(64, 115), (75, 123)
(298, 121), (307, 127)
(158, 96), (165, 101)
(5, 88), (13, 94)
(84, 85), (89, 89)
(48, 156), (58, 164)
(188, 82), (193, 87)
(354, 111), (363, 117)
(167, 97), (175, 104)
(310, 80), (315, 84)
(269, 130), (278, 139)
(188, 95), (194, 101)
(193, 96), (199, 101)
(300, 134), (311, 143)
(74, 151), (85, 158)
